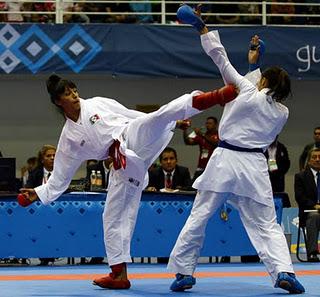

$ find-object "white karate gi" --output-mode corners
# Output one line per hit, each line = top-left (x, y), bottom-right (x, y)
(168, 31), (294, 284)
(35, 93), (202, 266)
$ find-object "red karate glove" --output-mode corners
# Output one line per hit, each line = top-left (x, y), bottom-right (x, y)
(192, 84), (238, 110)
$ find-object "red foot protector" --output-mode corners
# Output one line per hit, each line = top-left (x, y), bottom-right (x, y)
(192, 84), (238, 110)
(17, 193), (33, 207)
(93, 274), (131, 289)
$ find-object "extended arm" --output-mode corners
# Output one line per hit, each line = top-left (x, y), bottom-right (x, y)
(177, 4), (243, 86)
(35, 149), (82, 204)
(248, 35), (265, 72)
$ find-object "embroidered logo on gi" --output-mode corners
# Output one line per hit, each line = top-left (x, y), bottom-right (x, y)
(89, 114), (100, 125)
(129, 178), (140, 187)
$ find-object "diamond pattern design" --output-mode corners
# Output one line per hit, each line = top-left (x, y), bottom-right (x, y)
(56, 25), (102, 73)
(26, 41), (42, 57)
(0, 24), (20, 48)
(69, 40), (85, 56)
(0, 49), (20, 73)
(0, 24), (101, 73)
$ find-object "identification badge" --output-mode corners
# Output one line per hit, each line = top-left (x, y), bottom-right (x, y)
(200, 149), (209, 159)
(268, 159), (278, 171)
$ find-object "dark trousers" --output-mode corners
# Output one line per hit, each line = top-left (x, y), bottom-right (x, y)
(306, 212), (320, 255)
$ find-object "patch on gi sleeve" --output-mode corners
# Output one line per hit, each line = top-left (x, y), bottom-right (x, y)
(89, 114), (100, 125)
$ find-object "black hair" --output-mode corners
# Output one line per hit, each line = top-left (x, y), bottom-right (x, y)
(206, 116), (218, 124)
(159, 147), (177, 161)
(46, 74), (77, 106)
(261, 66), (291, 102)
(307, 147), (320, 163)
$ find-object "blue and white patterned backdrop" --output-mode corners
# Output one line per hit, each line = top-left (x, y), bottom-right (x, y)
(0, 24), (319, 78)
(0, 24), (101, 73)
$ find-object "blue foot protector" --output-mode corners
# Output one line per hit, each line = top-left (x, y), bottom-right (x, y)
(170, 273), (196, 292)
(249, 39), (266, 71)
(275, 272), (305, 294)
(177, 4), (205, 32)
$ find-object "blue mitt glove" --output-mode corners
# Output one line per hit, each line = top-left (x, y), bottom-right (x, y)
(177, 4), (205, 32)
(249, 39), (265, 71)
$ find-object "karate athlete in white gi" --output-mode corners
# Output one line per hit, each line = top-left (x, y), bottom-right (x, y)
(168, 4), (305, 294)
(18, 74), (237, 289)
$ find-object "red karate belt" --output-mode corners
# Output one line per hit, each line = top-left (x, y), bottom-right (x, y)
(109, 140), (126, 170)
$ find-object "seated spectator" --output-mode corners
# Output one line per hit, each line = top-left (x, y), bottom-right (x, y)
(215, 2), (240, 24)
(264, 135), (290, 193)
(147, 146), (192, 263)
(10, 1), (23, 22)
(129, 0), (153, 23)
(63, 2), (90, 23)
(106, 3), (136, 23)
(26, 144), (56, 266)
(0, 2), (8, 22)
(21, 156), (37, 187)
(83, 2), (108, 23)
(299, 126), (320, 171)
(1, 1), (23, 22)
(179, 117), (219, 182)
(269, 0), (295, 25)
(238, 1), (261, 24)
(28, 1), (55, 23)
(146, 147), (192, 192)
(305, 0), (320, 25)
(294, 148), (320, 262)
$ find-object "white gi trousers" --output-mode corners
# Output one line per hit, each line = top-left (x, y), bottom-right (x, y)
(103, 92), (202, 266)
(168, 190), (294, 284)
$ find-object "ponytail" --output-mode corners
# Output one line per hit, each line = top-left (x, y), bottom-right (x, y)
(261, 66), (291, 102)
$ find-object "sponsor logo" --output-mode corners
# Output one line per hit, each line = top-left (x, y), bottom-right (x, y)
(129, 177), (140, 187)
(89, 114), (100, 124)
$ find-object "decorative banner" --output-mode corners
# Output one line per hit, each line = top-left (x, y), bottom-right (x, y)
(0, 24), (319, 79)
(0, 24), (102, 73)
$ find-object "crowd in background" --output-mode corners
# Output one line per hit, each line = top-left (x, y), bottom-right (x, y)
(0, 0), (320, 25)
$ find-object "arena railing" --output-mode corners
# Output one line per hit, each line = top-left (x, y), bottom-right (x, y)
(0, 1), (319, 26)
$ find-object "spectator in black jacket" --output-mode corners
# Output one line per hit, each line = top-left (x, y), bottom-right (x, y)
(264, 136), (290, 193)
(299, 126), (320, 171)
(146, 147), (192, 192)
(295, 148), (320, 262)
(26, 144), (56, 266)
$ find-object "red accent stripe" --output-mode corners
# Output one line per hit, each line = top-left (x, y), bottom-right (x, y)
(0, 270), (319, 281)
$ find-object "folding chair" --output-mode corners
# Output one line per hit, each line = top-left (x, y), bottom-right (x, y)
(296, 221), (308, 262)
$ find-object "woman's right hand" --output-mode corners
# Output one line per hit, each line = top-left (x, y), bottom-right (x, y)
(18, 188), (39, 206)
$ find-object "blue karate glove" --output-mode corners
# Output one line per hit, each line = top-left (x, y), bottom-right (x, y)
(177, 4), (205, 32)
(249, 39), (265, 71)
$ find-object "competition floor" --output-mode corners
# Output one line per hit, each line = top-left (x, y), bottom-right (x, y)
(0, 262), (319, 297)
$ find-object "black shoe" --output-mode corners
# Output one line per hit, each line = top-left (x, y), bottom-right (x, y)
(307, 254), (320, 262)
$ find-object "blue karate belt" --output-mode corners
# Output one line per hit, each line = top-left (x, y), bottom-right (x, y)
(218, 140), (263, 153)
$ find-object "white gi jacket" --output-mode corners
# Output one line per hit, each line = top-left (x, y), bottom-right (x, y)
(35, 92), (200, 206)
(35, 97), (150, 204)
(193, 31), (289, 206)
